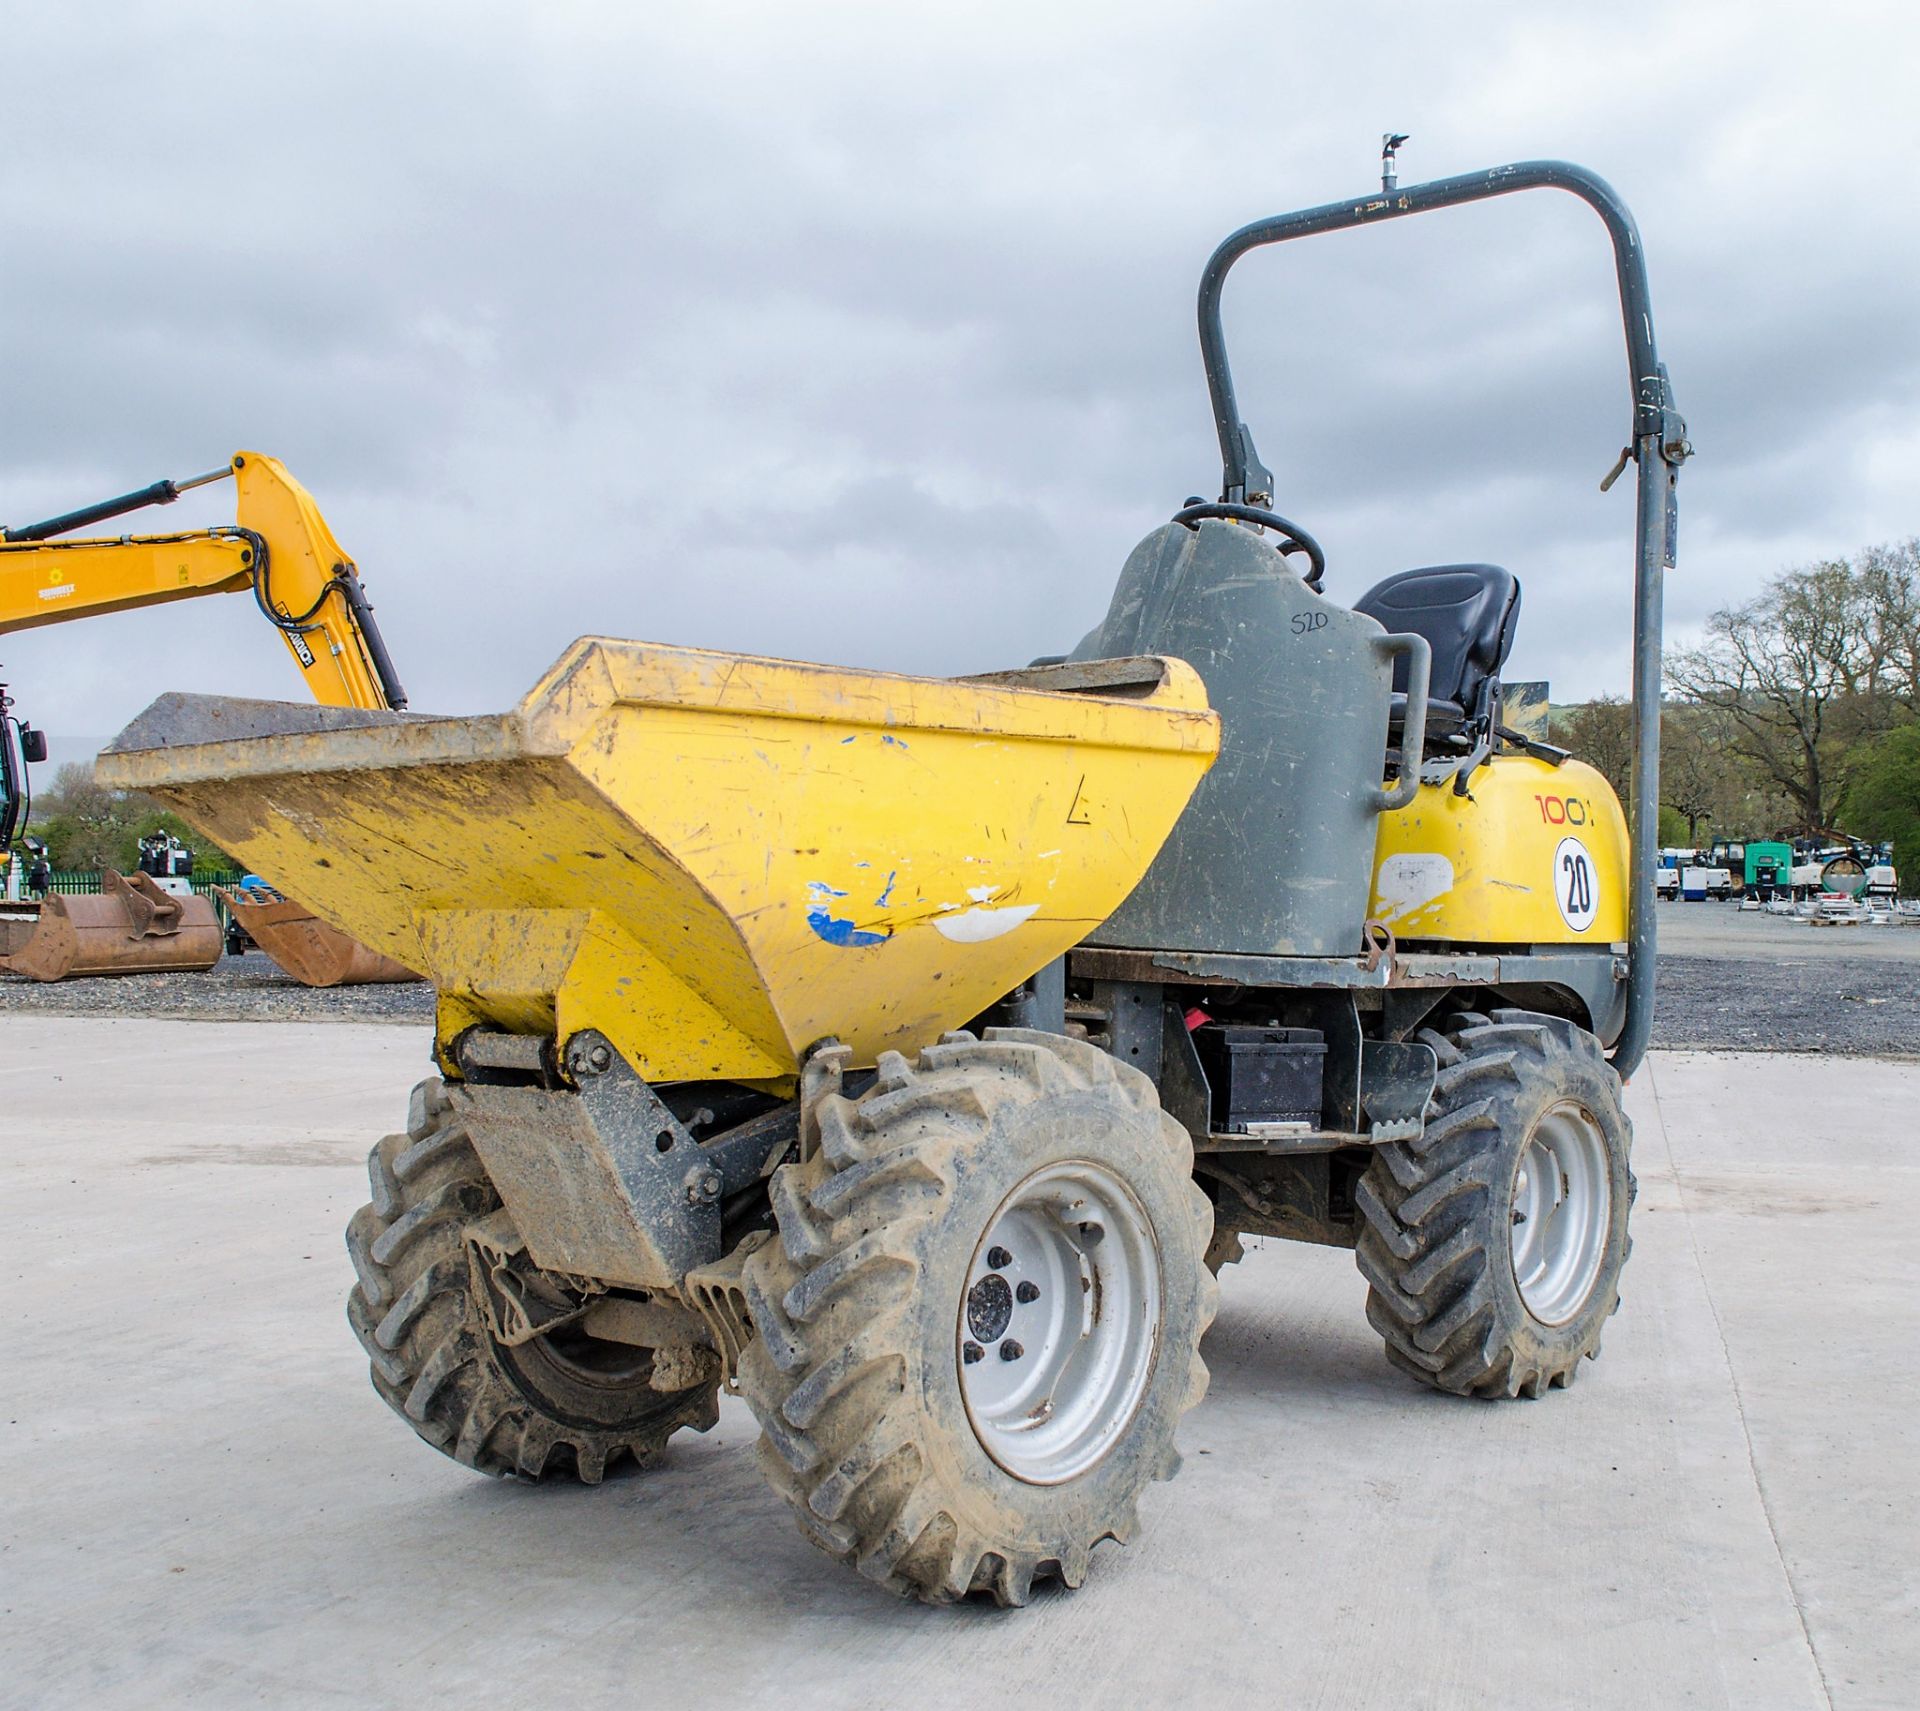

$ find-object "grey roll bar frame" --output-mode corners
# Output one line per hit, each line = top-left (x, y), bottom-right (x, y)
(1195, 159), (1689, 1078)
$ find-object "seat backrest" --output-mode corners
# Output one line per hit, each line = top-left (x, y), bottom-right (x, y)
(1353, 564), (1520, 714)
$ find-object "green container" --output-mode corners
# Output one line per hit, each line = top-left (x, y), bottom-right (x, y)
(1744, 841), (1793, 888)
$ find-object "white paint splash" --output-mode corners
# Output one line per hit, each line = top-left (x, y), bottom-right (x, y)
(932, 883), (1038, 943)
(1373, 853), (1454, 924)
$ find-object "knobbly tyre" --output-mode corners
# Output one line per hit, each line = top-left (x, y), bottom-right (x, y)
(97, 156), (1686, 1607)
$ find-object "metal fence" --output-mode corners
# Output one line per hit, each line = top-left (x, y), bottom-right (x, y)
(39, 869), (243, 897)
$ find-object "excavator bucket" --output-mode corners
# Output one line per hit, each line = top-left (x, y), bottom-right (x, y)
(96, 638), (1220, 1082)
(1, 899), (43, 964)
(215, 885), (423, 987)
(0, 869), (221, 981)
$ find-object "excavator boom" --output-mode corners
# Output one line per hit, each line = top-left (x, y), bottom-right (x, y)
(0, 451), (405, 712)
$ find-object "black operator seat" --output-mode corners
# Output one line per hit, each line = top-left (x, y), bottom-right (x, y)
(1352, 563), (1521, 751)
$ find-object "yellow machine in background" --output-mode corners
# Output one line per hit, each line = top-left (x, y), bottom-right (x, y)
(1, 451), (406, 713)
(0, 454), (416, 983)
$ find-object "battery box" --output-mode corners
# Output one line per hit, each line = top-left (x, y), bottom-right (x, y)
(1192, 1023), (1327, 1134)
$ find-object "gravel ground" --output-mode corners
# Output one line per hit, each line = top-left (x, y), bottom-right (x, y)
(3, 902), (1915, 1056)
(0, 949), (435, 1023)
(1651, 900), (1920, 1058)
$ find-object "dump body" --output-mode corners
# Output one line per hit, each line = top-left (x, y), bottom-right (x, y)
(215, 886), (423, 987)
(0, 870), (221, 980)
(98, 640), (1219, 1081)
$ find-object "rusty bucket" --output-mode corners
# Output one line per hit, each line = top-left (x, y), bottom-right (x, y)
(216, 886), (422, 987)
(0, 870), (222, 981)
(0, 900), (43, 965)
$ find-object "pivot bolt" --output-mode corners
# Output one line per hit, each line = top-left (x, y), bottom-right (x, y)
(685, 1167), (724, 1205)
(1000, 1340), (1024, 1362)
(568, 1036), (615, 1078)
(963, 1341), (984, 1365)
(987, 1245), (1012, 1269)
(1015, 1281), (1040, 1304)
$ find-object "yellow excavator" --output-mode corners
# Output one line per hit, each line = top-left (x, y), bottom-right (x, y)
(0, 453), (418, 983)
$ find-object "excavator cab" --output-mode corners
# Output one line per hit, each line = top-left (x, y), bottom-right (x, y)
(1, 676), (45, 857)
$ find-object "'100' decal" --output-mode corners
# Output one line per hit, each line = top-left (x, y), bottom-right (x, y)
(1533, 794), (1593, 826)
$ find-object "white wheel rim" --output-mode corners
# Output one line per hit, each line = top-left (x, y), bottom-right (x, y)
(1509, 1102), (1612, 1326)
(957, 1159), (1161, 1486)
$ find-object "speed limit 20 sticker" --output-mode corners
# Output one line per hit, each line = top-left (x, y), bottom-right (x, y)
(1554, 836), (1599, 932)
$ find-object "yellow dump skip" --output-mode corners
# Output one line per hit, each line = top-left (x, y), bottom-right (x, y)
(98, 641), (1219, 1082)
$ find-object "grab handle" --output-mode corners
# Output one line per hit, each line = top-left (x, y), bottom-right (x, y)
(1370, 631), (1431, 812)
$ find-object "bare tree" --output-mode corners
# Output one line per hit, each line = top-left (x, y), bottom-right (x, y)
(1667, 554), (1906, 833)
(33, 761), (112, 820)
(1660, 712), (1721, 843)
(1859, 537), (1920, 712)
(1550, 695), (1634, 802)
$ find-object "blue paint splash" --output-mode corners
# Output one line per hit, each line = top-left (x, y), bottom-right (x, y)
(806, 881), (889, 948)
(875, 869), (897, 907)
(880, 733), (909, 749)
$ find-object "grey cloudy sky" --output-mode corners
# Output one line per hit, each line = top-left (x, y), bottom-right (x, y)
(5, 2), (1918, 764)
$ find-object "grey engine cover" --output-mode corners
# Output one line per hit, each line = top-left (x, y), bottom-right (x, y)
(1072, 520), (1405, 957)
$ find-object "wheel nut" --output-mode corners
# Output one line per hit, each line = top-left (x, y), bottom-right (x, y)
(1016, 1281), (1040, 1303)
(987, 1245), (1012, 1269)
(963, 1341), (984, 1364)
(1000, 1340), (1024, 1361)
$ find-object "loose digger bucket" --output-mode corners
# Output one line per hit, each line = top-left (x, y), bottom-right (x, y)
(0, 870), (221, 981)
(215, 886), (423, 987)
(97, 638), (1219, 1081)
(0, 901), (43, 964)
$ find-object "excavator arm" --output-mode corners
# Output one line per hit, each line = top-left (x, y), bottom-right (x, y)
(1, 451), (406, 712)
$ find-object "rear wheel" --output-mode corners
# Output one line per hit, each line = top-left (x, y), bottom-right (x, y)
(737, 1029), (1215, 1605)
(1354, 1009), (1634, 1398)
(345, 1077), (719, 1480)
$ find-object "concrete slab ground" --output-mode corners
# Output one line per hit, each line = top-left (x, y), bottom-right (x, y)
(2, 1018), (1911, 1710)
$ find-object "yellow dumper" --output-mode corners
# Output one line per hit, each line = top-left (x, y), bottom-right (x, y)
(96, 155), (1681, 1611)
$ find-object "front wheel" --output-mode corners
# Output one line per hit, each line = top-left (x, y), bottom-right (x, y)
(1354, 1010), (1634, 1398)
(345, 1078), (720, 1480)
(738, 1029), (1215, 1605)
